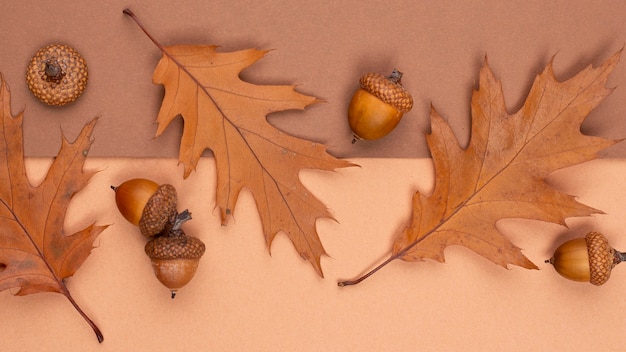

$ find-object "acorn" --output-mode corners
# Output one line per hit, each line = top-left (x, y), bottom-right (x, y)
(112, 178), (178, 237)
(26, 43), (88, 106)
(545, 232), (626, 285)
(145, 211), (206, 299)
(348, 69), (413, 143)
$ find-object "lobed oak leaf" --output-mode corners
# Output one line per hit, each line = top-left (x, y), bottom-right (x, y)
(0, 75), (107, 341)
(125, 9), (355, 276)
(340, 50), (622, 286)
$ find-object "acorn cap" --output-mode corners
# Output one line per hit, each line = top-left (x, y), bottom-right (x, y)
(359, 70), (413, 113)
(26, 43), (88, 106)
(145, 234), (206, 260)
(586, 231), (616, 286)
(139, 184), (178, 237)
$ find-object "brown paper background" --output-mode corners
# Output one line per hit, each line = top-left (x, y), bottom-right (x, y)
(1, 1), (626, 158)
(1, 158), (625, 350)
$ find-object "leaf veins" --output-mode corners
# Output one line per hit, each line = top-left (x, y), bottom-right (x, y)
(124, 9), (355, 276)
(0, 74), (108, 341)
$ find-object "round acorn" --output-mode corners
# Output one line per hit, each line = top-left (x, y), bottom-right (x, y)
(348, 69), (413, 143)
(112, 178), (178, 237)
(144, 211), (206, 299)
(26, 43), (88, 106)
(546, 232), (625, 285)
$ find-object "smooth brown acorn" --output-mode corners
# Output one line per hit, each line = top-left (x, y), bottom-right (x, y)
(144, 210), (206, 298)
(348, 69), (413, 143)
(546, 232), (625, 285)
(112, 178), (178, 237)
(26, 43), (88, 106)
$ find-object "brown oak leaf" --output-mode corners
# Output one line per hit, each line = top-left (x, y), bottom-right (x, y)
(124, 9), (354, 276)
(340, 50), (622, 286)
(0, 75), (107, 341)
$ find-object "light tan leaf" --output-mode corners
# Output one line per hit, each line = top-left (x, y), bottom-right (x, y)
(125, 9), (354, 276)
(0, 74), (107, 341)
(340, 50), (621, 286)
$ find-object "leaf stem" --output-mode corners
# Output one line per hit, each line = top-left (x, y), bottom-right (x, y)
(123, 9), (165, 50)
(61, 284), (104, 343)
(337, 255), (398, 286)
(338, 231), (429, 287)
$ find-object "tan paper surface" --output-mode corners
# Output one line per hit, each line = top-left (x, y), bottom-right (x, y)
(0, 157), (625, 351)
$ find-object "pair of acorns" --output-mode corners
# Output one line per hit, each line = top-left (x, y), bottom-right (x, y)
(112, 179), (205, 298)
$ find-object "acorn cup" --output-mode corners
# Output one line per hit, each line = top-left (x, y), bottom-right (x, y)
(144, 210), (205, 298)
(26, 43), (88, 106)
(546, 232), (626, 285)
(112, 178), (178, 237)
(112, 179), (205, 298)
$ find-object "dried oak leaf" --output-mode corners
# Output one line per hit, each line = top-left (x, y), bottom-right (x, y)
(340, 50), (622, 286)
(125, 10), (354, 276)
(0, 75), (107, 342)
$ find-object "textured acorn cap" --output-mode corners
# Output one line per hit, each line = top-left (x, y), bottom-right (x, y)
(359, 71), (413, 112)
(139, 184), (178, 237)
(26, 44), (88, 106)
(145, 234), (206, 260)
(586, 231), (616, 286)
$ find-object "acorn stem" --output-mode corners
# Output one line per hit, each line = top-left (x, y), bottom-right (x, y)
(162, 209), (192, 237)
(613, 251), (626, 265)
(388, 69), (403, 84)
(43, 59), (65, 83)
(172, 210), (192, 231)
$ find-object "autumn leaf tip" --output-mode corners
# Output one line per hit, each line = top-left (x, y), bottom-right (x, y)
(177, 159), (197, 179)
(481, 53), (489, 65)
(612, 45), (623, 58)
(427, 103), (442, 118)
(349, 162), (362, 170)
(613, 137), (626, 147)
(526, 262), (540, 270)
(85, 115), (100, 129)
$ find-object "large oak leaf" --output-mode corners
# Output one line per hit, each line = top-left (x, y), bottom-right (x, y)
(124, 10), (354, 276)
(0, 75), (107, 341)
(340, 50), (621, 285)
